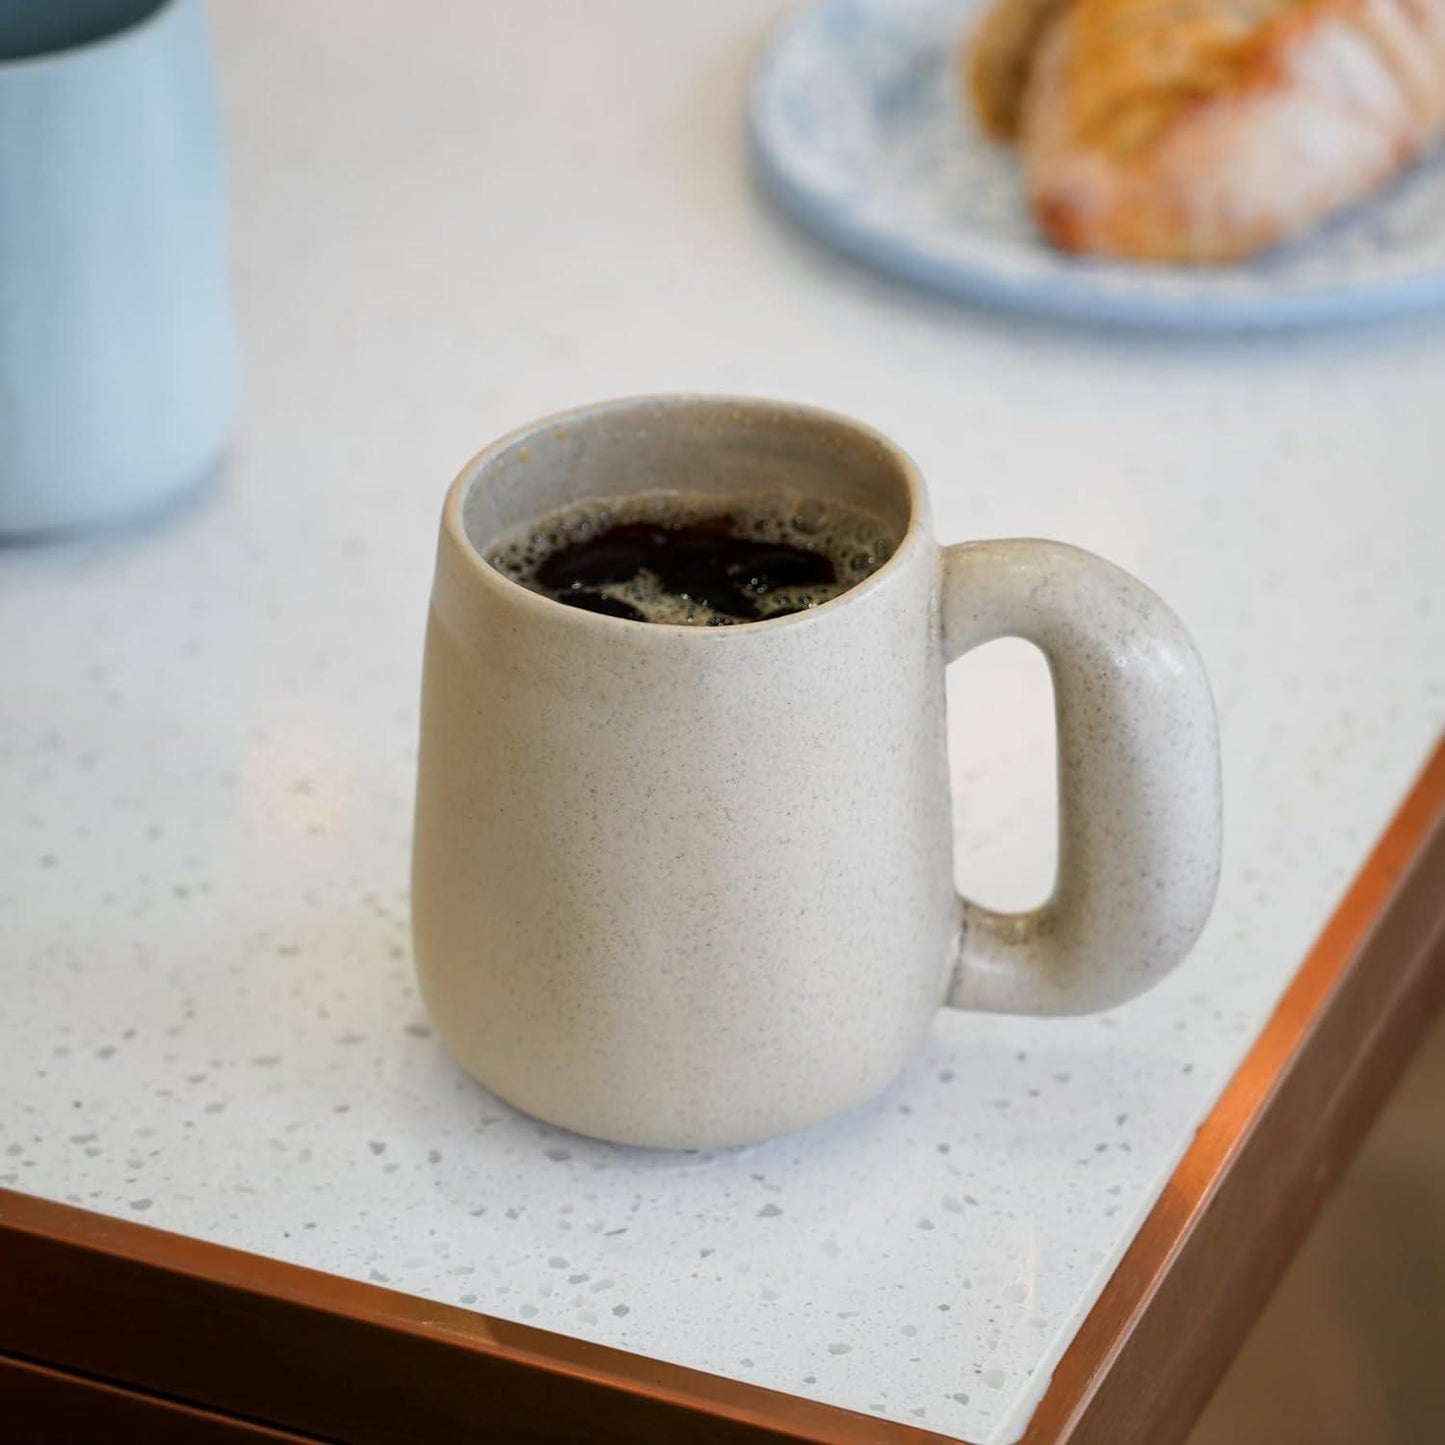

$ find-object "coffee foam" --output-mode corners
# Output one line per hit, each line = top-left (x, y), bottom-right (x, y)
(485, 490), (899, 626)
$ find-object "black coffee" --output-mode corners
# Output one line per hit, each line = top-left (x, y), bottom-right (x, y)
(486, 492), (898, 625)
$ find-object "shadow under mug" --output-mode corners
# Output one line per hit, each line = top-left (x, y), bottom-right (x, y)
(0, 0), (234, 536)
(413, 396), (1222, 1149)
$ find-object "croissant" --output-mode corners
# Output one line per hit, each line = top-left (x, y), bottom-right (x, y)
(968, 0), (1072, 138)
(966, 0), (1445, 262)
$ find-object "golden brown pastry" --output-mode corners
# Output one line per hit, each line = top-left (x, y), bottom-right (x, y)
(967, 0), (1445, 262)
(967, 0), (1072, 138)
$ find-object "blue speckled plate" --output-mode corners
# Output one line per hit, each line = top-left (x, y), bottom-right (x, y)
(749, 0), (1445, 328)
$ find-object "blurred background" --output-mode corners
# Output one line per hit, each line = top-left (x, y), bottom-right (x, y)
(1190, 1013), (1445, 1445)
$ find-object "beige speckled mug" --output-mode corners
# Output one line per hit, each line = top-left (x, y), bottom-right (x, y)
(413, 397), (1221, 1149)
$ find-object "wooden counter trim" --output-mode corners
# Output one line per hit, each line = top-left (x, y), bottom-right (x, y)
(0, 1350), (330, 1443)
(1, 736), (1442, 1445)
(1022, 734), (1445, 1444)
(0, 1186), (948, 1444)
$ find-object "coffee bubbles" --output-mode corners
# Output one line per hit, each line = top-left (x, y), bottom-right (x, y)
(486, 491), (899, 626)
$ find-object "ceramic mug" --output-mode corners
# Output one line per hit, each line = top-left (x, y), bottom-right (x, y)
(413, 396), (1221, 1149)
(0, 0), (234, 535)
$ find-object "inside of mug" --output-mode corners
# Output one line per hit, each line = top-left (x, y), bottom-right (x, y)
(0, 0), (168, 63)
(459, 398), (918, 560)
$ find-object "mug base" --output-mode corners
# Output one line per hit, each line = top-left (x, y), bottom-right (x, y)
(442, 1047), (913, 1152)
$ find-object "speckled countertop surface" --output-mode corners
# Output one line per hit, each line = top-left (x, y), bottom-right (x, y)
(2, 3), (1443, 1441)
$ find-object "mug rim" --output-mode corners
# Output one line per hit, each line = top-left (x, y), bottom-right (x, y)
(0, 0), (184, 73)
(440, 393), (931, 639)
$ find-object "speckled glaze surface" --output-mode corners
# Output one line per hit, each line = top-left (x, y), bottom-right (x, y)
(944, 539), (1221, 1015)
(2, 3), (1443, 1443)
(750, 0), (1445, 328)
(415, 397), (1220, 1147)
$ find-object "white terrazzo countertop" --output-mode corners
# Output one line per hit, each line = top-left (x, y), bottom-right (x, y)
(2, 3), (1443, 1441)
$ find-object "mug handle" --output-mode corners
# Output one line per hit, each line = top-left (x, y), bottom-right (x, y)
(940, 540), (1222, 1015)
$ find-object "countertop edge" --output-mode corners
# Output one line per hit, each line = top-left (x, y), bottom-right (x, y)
(2, 735), (1443, 1445)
